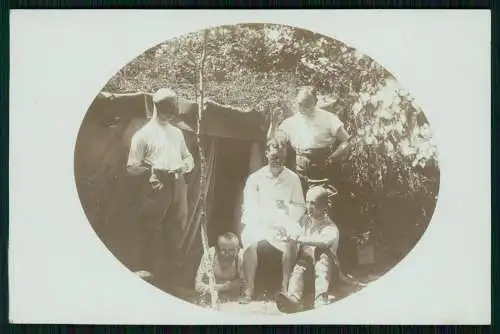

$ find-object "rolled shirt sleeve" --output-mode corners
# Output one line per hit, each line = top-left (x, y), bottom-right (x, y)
(127, 132), (146, 168)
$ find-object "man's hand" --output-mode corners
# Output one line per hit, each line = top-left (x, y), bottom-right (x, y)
(327, 127), (350, 164)
(276, 200), (290, 215)
(173, 167), (184, 175)
(275, 226), (289, 241)
(149, 174), (164, 191)
(219, 281), (234, 292)
(275, 225), (300, 242)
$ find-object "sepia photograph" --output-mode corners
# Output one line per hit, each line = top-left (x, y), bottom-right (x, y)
(73, 23), (441, 316)
(9, 9), (492, 324)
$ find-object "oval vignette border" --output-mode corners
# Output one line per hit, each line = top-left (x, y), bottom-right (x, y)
(73, 23), (441, 315)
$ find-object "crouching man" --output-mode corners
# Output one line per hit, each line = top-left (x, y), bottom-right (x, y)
(194, 232), (244, 305)
(275, 185), (340, 313)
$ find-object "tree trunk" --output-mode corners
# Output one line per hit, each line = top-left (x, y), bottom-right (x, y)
(196, 29), (219, 309)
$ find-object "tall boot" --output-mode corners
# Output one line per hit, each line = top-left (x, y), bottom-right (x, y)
(276, 262), (307, 313)
(314, 254), (331, 308)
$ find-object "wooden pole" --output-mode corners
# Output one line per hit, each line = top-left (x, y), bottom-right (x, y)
(196, 29), (219, 309)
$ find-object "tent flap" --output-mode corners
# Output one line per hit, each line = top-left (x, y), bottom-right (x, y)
(95, 91), (268, 141)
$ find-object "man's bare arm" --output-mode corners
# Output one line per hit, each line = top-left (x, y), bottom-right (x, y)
(297, 226), (338, 248)
(328, 126), (350, 162)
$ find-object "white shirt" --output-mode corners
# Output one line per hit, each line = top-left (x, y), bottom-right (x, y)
(300, 216), (340, 257)
(127, 120), (194, 173)
(241, 166), (305, 251)
(279, 108), (344, 151)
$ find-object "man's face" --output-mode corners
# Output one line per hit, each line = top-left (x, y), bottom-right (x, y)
(266, 146), (286, 172)
(156, 110), (175, 124)
(155, 99), (177, 124)
(306, 192), (328, 218)
(217, 238), (238, 261)
(296, 96), (316, 116)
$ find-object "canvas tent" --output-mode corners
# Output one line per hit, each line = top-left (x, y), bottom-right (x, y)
(74, 90), (269, 293)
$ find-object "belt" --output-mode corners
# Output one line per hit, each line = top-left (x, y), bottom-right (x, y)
(296, 147), (332, 167)
(151, 168), (181, 180)
(296, 147), (332, 159)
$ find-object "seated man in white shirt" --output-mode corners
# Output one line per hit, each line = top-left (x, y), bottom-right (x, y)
(239, 133), (306, 304)
(126, 88), (194, 287)
(275, 185), (341, 313)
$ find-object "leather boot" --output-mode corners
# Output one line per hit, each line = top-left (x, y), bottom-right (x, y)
(276, 263), (307, 313)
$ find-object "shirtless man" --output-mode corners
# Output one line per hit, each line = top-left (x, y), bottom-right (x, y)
(195, 232), (244, 304)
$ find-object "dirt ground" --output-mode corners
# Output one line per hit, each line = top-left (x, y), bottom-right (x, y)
(197, 279), (375, 316)
(161, 267), (383, 316)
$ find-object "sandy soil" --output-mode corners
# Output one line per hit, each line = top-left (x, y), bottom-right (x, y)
(169, 270), (381, 316)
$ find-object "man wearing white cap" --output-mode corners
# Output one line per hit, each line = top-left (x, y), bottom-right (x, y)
(239, 133), (306, 304)
(279, 86), (350, 192)
(126, 88), (194, 286)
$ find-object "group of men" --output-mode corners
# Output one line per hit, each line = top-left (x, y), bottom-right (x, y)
(126, 85), (350, 313)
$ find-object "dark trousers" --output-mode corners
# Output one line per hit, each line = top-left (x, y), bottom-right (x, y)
(254, 240), (284, 296)
(134, 172), (188, 287)
(294, 148), (337, 196)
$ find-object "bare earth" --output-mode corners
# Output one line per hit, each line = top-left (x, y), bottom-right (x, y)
(171, 271), (381, 316)
(214, 274), (380, 315)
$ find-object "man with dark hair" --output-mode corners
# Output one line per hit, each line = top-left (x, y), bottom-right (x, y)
(279, 86), (350, 192)
(194, 232), (244, 305)
(126, 88), (194, 286)
(238, 134), (306, 304)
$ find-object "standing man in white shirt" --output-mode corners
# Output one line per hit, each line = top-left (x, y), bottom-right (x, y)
(239, 133), (306, 304)
(279, 86), (350, 192)
(126, 88), (194, 287)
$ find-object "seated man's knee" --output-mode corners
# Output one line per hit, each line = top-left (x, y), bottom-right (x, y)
(244, 243), (259, 260)
(297, 251), (314, 269)
(246, 243), (258, 253)
(282, 242), (298, 260)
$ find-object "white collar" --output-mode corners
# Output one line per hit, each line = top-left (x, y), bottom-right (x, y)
(264, 166), (286, 180)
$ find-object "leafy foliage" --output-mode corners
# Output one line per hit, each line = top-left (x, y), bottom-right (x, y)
(103, 24), (440, 272)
